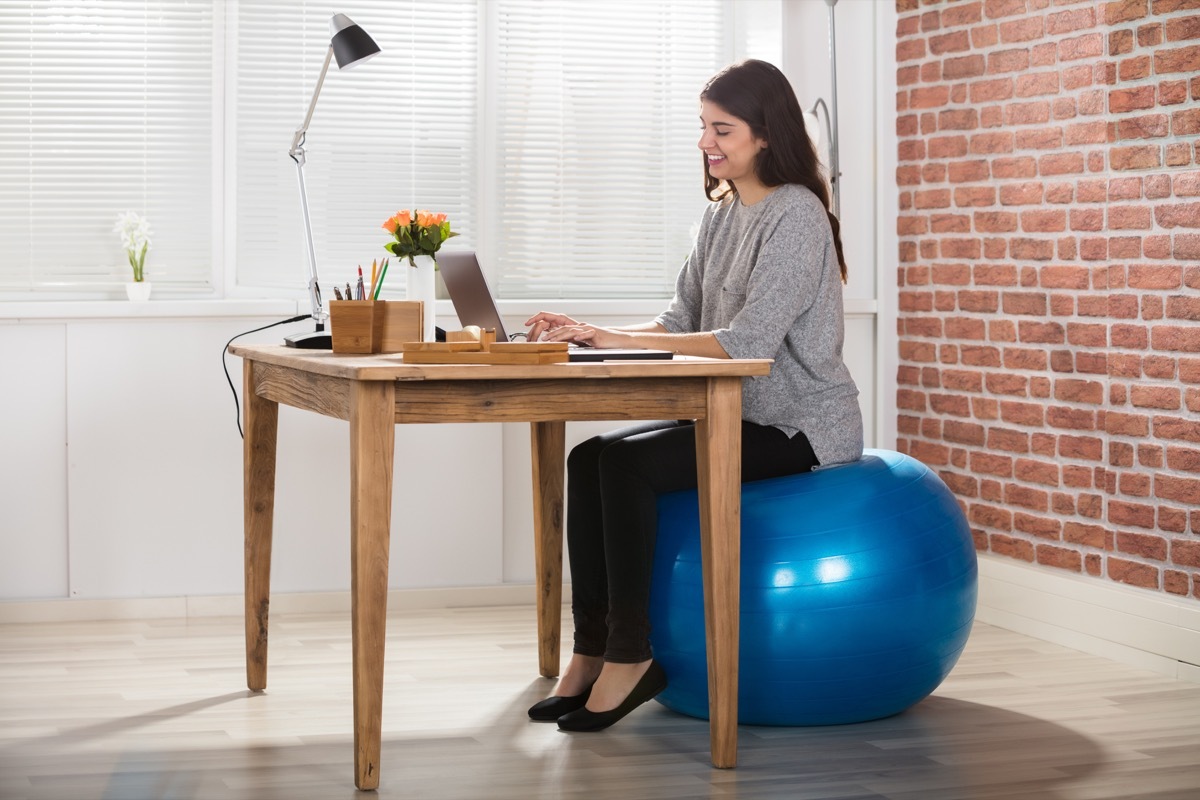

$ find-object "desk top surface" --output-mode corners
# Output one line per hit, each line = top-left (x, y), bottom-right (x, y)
(229, 344), (772, 382)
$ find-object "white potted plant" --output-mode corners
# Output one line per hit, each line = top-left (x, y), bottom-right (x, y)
(114, 211), (152, 301)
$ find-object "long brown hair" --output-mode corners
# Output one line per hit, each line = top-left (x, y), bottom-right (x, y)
(701, 59), (847, 281)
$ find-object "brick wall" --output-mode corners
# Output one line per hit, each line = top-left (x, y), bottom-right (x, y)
(894, 0), (1200, 599)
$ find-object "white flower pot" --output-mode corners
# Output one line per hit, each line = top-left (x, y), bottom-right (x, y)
(405, 257), (437, 342)
(125, 281), (152, 302)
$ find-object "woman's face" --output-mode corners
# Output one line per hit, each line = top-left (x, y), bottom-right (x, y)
(698, 100), (767, 187)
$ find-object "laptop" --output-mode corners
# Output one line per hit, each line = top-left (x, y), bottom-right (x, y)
(437, 251), (674, 362)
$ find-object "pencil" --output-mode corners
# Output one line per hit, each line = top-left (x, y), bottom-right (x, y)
(373, 257), (389, 300)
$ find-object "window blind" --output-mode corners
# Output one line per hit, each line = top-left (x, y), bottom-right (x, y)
(230, 0), (478, 296)
(0, 0), (214, 293)
(490, 0), (724, 299)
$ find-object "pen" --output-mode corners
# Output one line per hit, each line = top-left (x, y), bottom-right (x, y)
(356, 266), (366, 301)
(333, 285), (343, 301)
(345, 282), (353, 301)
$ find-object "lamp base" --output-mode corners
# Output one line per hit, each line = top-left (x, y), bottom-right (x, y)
(284, 328), (332, 349)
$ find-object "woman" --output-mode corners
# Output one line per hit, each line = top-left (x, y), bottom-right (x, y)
(524, 59), (863, 732)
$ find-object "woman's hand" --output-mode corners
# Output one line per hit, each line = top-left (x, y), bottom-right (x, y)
(524, 311), (580, 343)
(540, 324), (633, 349)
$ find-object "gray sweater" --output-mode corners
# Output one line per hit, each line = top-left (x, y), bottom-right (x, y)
(657, 184), (864, 466)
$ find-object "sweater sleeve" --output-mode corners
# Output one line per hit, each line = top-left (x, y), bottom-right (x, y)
(712, 197), (832, 360)
(656, 207), (712, 333)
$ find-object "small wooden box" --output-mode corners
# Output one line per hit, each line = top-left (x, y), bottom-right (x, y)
(330, 300), (423, 353)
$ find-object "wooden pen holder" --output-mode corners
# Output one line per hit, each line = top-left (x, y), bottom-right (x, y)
(330, 300), (424, 353)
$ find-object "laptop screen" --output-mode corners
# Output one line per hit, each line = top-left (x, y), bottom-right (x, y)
(437, 251), (510, 340)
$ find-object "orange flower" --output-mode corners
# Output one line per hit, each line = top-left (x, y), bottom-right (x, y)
(382, 210), (412, 233)
(416, 210), (433, 228)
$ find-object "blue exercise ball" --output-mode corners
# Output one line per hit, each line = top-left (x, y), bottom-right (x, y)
(649, 449), (977, 726)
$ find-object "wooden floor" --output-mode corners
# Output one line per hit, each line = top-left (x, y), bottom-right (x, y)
(1, 606), (1198, 800)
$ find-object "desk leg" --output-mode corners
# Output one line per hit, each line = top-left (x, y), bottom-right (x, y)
(530, 421), (565, 678)
(243, 359), (278, 692)
(349, 380), (396, 791)
(695, 377), (741, 769)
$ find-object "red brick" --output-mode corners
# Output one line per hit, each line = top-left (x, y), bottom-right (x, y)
(1110, 500), (1156, 528)
(1111, 145), (1163, 170)
(1160, 79), (1189, 105)
(1166, 142), (1193, 166)
(1105, 0), (1149, 25)
(991, 533), (1034, 560)
(1048, 6), (1096, 35)
(1111, 28), (1135, 55)
(1017, 512), (1063, 539)
(1108, 557), (1159, 589)
(945, 54), (987, 80)
(1021, 209), (1067, 232)
(1016, 71), (1060, 97)
(992, 156), (1038, 178)
(970, 132), (1014, 154)
(1155, 44), (1200, 73)
(1157, 474), (1200, 504)
(1061, 33), (1105, 61)
(1119, 54), (1153, 81)
(1010, 238), (1056, 260)
(930, 29), (972, 54)
(1173, 539), (1200, 569)
(1064, 522), (1109, 548)
(1165, 14), (1200, 42)
(1040, 152), (1087, 175)
(1151, 418), (1200, 450)
(1165, 570), (1190, 595)
(1015, 127), (1064, 151)
(1109, 85), (1156, 113)
(1002, 16), (1046, 43)
(955, 186), (997, 206)
(1118, 114), (1170, 140)
(1172, 107), (1200, 136)
(1139, 22), (1164, 47)
(985, 0), (1028, 18)
(1060, 435), (1104, 460)
(1037, 544), (1083, 570)
(911, 85), (952, 109)
(944, 2), (985, 27)
(1152, 325), (1200, 352)
(1117, 531), (1168, 560)
(1109, 205), (1154, 229)
(1111, 323), (1149, 348)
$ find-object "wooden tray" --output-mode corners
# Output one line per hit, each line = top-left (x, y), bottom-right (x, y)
(399, 340), (569, 365)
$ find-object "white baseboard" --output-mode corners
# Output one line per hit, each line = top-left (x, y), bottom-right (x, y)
(0, 583), (554, 625)
(976, 554), (1200, 682)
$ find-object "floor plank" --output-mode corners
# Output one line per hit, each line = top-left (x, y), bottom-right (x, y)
(0, 607), (1197, 799)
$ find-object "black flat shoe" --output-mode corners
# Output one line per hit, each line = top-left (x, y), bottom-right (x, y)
(557, 660), (667, 732)
(528, 685), (592, 722)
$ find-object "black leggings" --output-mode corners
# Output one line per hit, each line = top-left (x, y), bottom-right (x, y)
(566, 420), (819, 663)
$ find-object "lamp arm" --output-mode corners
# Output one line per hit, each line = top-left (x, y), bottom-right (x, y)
(807, 98), (839, 220)
(825, 0), (841, 219)
(290, 45), (335, 329)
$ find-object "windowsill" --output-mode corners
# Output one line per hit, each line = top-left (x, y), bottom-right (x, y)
(0, 299), (302, 321)
(0, 296), (878, 322)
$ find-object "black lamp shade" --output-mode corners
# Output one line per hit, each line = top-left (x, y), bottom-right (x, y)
(329, 14), (380, 69)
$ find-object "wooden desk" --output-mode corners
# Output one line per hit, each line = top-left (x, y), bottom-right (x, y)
(229, 344), (771, 789)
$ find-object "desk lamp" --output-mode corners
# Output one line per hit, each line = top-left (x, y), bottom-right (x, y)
(284, 13), (380, 349)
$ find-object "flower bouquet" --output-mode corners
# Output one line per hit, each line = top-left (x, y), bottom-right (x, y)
(114, 211), (152, 282)
(381, 209), (458, 267)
